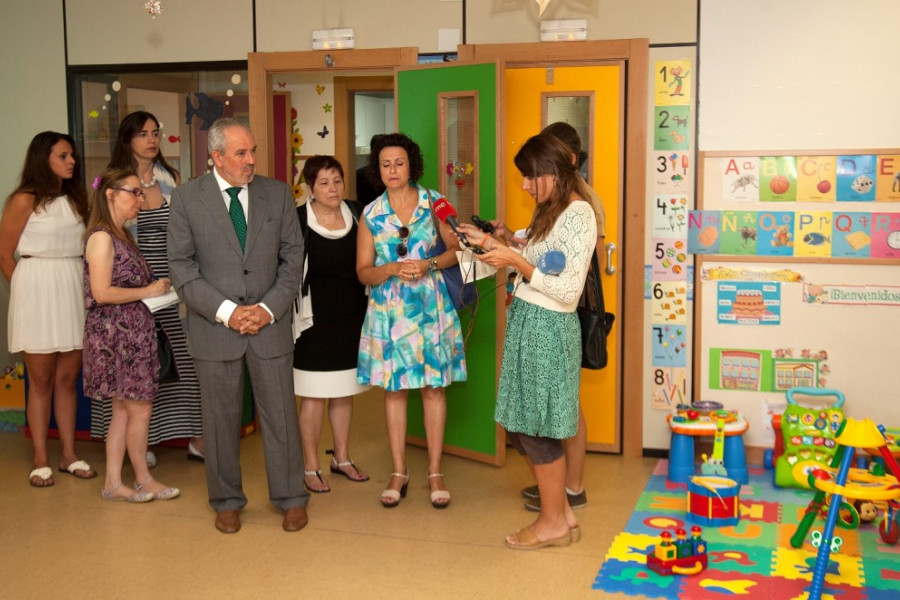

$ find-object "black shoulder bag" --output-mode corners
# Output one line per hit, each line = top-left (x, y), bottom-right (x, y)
(577, 249), (615, 370)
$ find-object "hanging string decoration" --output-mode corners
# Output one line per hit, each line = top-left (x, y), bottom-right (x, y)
(144, 1), (163, 18)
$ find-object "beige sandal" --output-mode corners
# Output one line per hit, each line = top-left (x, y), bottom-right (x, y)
(380, 472), (409, 508)
(427, 473), (451, 509)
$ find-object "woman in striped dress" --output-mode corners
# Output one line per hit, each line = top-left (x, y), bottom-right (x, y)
(92, 111), (204, 463)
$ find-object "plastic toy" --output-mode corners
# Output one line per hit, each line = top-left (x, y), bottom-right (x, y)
(667, 407), (748, 485)
(700, 418), (728, 476)
(686, 475), (740, 526)
(773, 387), (844, 489)
(646, 526), (708, 576)
(788, 418), (900, 600)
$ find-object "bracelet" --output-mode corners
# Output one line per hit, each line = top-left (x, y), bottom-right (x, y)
(429, 258), (439, 271)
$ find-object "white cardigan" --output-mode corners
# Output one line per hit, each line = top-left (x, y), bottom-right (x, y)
(514, 200), (597, 313)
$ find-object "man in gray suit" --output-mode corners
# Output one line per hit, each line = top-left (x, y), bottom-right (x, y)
(167, 118), (309, 534)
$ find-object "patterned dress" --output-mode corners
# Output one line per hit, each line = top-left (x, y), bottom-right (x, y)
(357, 185), (467, 391)
(91, 163), (202, 443)
(82, 227), (159, 402)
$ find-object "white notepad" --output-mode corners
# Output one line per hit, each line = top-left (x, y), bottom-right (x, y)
(141, 289), (180, 313)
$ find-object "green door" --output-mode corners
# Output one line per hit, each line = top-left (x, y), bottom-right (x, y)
(396, 62), (504, 465)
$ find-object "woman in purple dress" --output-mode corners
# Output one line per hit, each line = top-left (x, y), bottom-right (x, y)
(83, 168), (179, 503)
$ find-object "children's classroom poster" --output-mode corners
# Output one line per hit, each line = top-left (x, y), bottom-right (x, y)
(836, 154), (876, 202)
(796, 155), (836, 203)
(721, 156), (759, 202)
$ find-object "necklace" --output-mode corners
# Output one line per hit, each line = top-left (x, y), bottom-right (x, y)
(140, 173), (158, 188)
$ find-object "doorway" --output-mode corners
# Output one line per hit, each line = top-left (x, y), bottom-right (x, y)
(249, 41), (649, 457)
(333, 76), (394, 203)
(459, 40), (649, 457)
(247, 48), (418, 181)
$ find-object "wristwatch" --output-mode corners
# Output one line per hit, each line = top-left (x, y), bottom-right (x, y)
(429, 258), (439, 271)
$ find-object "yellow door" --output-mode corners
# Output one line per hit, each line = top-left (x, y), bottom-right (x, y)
(504, 65), (622, 452)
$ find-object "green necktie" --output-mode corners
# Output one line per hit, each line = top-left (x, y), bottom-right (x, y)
(226, 186), (247, 251)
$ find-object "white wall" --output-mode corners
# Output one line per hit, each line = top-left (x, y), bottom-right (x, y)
(65, 0), (253, 65)
(0, 1), (68, 366)
(466, 0), (697, 44)
(699, 1), (900, 151)
(256, 0), (462, 53)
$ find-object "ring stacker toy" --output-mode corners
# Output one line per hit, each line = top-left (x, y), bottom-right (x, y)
(667, 407), (749, 484)
(796, 418), (900, 600)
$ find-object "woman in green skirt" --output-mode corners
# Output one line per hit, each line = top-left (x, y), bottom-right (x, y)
(457, 133), (597, 550)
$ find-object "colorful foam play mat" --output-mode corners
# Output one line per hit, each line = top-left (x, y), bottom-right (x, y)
(592, 461), (900, 599)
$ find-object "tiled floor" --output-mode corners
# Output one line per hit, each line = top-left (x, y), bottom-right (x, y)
(0, 388), (656, 599)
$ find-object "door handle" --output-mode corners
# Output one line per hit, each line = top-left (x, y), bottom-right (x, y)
(604, 242), (616, 276)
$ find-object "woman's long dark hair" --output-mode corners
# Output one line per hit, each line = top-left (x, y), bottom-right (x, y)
(85, 167), (138, 245)
(6, 131), (89, 223)
(514, 133), (592, 243)
(109, 111), (179, 181)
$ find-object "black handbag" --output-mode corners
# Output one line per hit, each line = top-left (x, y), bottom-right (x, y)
(155, 322), (179, 384)
(577, 249), (615, 370)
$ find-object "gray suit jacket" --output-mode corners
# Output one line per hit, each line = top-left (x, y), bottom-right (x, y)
(167, 172), (303, 361)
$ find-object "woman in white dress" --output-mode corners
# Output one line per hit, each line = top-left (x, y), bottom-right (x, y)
(0, 131), (95, 487)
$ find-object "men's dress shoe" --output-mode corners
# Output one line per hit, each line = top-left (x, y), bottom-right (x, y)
(282, 506), (308, 532)
(215, 510), (241, 534)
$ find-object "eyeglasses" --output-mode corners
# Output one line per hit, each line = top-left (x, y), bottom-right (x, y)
(111, 187), (146, 199)
(397, 226), (409, 257)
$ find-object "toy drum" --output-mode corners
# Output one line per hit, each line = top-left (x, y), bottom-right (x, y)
(687, 476), (740, 527)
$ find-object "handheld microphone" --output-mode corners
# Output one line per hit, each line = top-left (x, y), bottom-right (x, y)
(433, 199), (488, 254)
(432, 198), (466, 243)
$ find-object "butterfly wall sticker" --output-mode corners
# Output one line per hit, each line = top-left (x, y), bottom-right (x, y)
(317, 125), (329, 139)
(277, 81), (287, 88)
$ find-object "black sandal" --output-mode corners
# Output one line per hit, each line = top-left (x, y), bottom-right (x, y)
(304, 469), (330, 493)
(327, 449), (370, 482)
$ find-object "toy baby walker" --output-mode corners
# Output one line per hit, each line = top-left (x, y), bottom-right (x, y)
(788, 418), (900, 600)
(646, 526), (708, 576)
(772, 387), (844, 489)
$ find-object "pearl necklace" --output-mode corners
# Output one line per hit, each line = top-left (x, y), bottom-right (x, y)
(140, 173), (158, 188)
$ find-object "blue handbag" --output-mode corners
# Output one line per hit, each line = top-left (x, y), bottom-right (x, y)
(426, 190), (477, 311)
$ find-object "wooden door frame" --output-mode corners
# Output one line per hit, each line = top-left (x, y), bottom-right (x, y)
(247, 48), (418, 177)
(459, 40), (649, 458)
(333, 76), (394, 197)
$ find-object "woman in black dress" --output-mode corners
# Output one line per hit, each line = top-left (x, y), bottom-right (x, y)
(293, 156), (369, 493)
